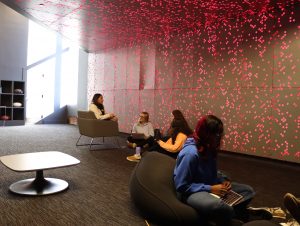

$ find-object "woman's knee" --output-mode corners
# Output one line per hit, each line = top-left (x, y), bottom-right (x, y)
(127, 136), (134, 143)
(232, 182), (255, 201)
(187, 192), (233, 214)
(187, 192), (234, 224)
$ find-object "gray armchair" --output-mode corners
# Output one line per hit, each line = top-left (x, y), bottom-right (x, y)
(76, 111), (120, 150)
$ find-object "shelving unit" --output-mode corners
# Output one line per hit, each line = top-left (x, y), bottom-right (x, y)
(0, 80), (25, 126)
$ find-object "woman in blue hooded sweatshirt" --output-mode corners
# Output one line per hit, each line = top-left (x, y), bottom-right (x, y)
(173, 115), (272, 226)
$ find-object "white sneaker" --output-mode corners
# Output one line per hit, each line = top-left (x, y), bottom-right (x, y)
(280, 219), (300, 226)
(248, 206), (286, 219)
(126, 154), (141, 162)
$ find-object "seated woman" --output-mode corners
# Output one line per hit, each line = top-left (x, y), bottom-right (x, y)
(126, 112), (154, 162)
(152, 119), (192, 159)
(158, 109), (192, 141)
(89, 93), (118, 121)
(173, 115), (272, 226)
(150, 109), (193, 159)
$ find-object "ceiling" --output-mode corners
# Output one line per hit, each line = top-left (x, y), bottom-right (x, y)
(0, 0), (297, 53)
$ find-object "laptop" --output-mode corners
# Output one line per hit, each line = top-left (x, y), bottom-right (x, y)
(221, 190), (243, 206)
(131, 133), (146, 139)
(210, 190), (243, 206)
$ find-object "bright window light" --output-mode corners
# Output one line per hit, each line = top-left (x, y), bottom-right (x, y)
(27, 21), (56, 66)
(60, 42), (79, 107)
(26, 20), (79, 123)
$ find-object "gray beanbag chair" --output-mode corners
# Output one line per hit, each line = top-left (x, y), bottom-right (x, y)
(129, 151), (201, 226)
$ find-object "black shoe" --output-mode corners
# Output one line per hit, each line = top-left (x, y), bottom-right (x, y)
(247, 207), (273, 221)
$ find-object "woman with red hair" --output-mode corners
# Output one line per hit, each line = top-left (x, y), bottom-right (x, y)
(173, 115), (272, 226)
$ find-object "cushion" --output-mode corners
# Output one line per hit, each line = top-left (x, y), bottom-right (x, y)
(0, 115), (10, 120)
(129, 151), (201, 226)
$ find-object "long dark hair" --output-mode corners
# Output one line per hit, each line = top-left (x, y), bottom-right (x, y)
(169, 110), (193, 138)
(169, 112), (193, 144)
(193, 115), (224, 157)
(172, 110), (186, 120)
(92, 93), (105, 115)
(169, 120), (184, 144)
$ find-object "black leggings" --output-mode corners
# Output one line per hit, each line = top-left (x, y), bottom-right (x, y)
(127, 136), (155, 148)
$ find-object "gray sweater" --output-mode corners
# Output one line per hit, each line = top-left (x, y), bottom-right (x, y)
(132, 122), (154, 138)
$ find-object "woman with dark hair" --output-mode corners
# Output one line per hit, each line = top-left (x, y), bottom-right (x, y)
(172, 109), (188, 120)
(161, 109), (193, 139)
(89, 93), (118, 121)
(151, 110), (193, 159)
(173, 115), (272, 226)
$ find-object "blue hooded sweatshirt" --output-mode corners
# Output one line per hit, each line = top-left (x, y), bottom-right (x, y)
(173, 137), (225, 198)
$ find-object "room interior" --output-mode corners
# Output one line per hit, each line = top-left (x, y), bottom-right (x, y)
(0, 0), (299, 225)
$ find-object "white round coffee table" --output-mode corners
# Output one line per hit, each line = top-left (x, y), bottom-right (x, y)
(0, 151), (80, 196)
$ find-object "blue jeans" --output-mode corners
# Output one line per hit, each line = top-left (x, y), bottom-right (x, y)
(186, 182), (255, 225)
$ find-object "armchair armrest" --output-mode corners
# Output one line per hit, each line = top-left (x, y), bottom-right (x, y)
(78, 118), (119, 138)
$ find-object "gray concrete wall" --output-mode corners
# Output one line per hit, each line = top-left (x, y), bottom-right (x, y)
(0, 2), (28, 81)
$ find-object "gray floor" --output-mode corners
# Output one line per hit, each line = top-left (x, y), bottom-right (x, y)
(0, 124), (299, 226)
(0, 124), (145, 226)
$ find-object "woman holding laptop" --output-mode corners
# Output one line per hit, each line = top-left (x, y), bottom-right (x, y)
(173, 115), (272, 226)
(126, 112), (154, 162)
(127, 109), (193, 162)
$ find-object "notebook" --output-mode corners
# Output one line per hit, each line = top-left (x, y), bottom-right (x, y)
(131, 133), (146, 139)
(211, 190), (243, 206)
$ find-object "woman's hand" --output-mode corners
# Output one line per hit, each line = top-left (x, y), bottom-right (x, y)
(222, 181), (231, 191)
(211, 184), (229, 197)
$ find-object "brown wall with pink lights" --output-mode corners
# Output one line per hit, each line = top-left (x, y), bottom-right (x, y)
(87, 11), (300, 163)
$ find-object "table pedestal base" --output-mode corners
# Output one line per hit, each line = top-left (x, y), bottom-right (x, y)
(9, 170), (68, 196)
